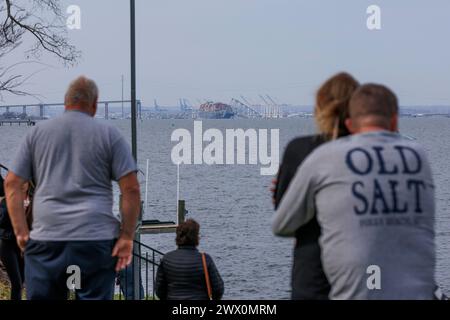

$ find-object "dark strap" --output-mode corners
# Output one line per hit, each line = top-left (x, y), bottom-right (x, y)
(201, 253), (213, 300)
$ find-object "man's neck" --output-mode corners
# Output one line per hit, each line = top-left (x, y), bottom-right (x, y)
(355, 126), (391, 134)
(65, 106), (92, 116)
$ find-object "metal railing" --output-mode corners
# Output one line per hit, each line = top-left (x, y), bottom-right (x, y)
(114, 239), (164, 300)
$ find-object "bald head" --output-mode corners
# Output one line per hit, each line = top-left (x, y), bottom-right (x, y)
(64, 76), (99, 116)
(346, 83), (399, 133)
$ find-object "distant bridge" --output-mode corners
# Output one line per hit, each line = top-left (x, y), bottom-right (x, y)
(0, 100), (142, 120)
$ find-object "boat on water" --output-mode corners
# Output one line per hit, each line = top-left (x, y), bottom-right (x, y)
(198, 102), (235, 119)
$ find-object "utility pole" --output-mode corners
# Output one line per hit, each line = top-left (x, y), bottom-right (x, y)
(130, 0), (141, 301)
(121, 75), (125, 119)
(130, 1), (137, 160)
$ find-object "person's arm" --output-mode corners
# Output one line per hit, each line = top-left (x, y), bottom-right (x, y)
(155, 260), (168, 300)
(272, 143), (293, 209)
(272, 155), (317, 237)
(274, 138), (314, 210)
(109, 131), (140, 272)
(274, 160), (294, 210)
(5, 131), (34, 251)
(5, 172), (29, 251)
(207, 255), (224, 300)
(112, 172), (140, 272)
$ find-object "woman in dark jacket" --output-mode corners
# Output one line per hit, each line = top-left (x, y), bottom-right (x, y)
(155, 219), (224, 300)
(274, 72), (359, 300)
(0, 171), (25, 300)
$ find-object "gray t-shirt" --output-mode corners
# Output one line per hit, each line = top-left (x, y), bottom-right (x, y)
(11, 111), (137, 241)
(273, 131), (435, 299)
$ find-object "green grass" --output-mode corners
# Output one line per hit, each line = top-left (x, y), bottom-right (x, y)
(1, 282), (157, 300)
(113, 293), (157, 300)
(0, 281), (10, 300)
(0, 281), (27, 300)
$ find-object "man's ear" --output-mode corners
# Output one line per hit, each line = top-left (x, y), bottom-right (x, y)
(345, 118), (355, 134)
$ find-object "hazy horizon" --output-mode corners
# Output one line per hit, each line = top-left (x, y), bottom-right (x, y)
(1, 0), (450, 107)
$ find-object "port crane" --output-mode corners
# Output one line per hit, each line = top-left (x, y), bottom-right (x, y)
(266, 95), (282, 118)
(258, 94), (282, 118)
(230, 98), (263, 119)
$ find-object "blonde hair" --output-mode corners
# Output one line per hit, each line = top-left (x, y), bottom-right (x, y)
(314, 72), (359, 140)
(64, 76), (99, 109)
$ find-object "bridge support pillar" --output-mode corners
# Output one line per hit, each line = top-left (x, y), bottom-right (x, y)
(137, 101), (142, 120)
(136, 101), (142, 120)
(39, 105), (44, 118)
(105, 102), (109, 120)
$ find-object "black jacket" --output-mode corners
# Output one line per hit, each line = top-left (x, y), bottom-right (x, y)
(274, 135), (331, 300)
(0, 174), (14, 240)
(0, 173), (4, 198)
(155, 246), (224, 300)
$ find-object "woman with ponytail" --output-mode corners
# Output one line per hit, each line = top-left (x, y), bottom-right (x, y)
(273, 72), (359, 300)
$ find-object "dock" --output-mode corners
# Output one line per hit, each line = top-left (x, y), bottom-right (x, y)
(0, 119), (36, 126)
(138, 200), (186, 235)
(139, 220), (178, 234)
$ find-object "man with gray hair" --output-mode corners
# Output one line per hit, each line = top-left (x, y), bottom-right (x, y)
(5, 76), (141, 300)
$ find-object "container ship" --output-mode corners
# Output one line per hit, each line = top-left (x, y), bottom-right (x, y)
(198, 102), (235, 119)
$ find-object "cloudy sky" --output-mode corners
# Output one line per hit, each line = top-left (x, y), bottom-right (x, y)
(2, 0), (450, 107)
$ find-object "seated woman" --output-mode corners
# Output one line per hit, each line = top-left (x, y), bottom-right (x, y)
(155, 219), (224, 300)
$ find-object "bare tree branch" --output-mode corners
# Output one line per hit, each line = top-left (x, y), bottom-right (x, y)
(0, 60), (50, 101)
(0, 0), (80, 97)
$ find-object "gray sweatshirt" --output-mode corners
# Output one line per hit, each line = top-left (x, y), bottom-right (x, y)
(273, 131), (436, 300)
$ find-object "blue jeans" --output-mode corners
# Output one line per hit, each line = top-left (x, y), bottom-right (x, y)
(25, 239), (117, 300)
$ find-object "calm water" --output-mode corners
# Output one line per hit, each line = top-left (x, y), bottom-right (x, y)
(1, 117), (449, 299)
